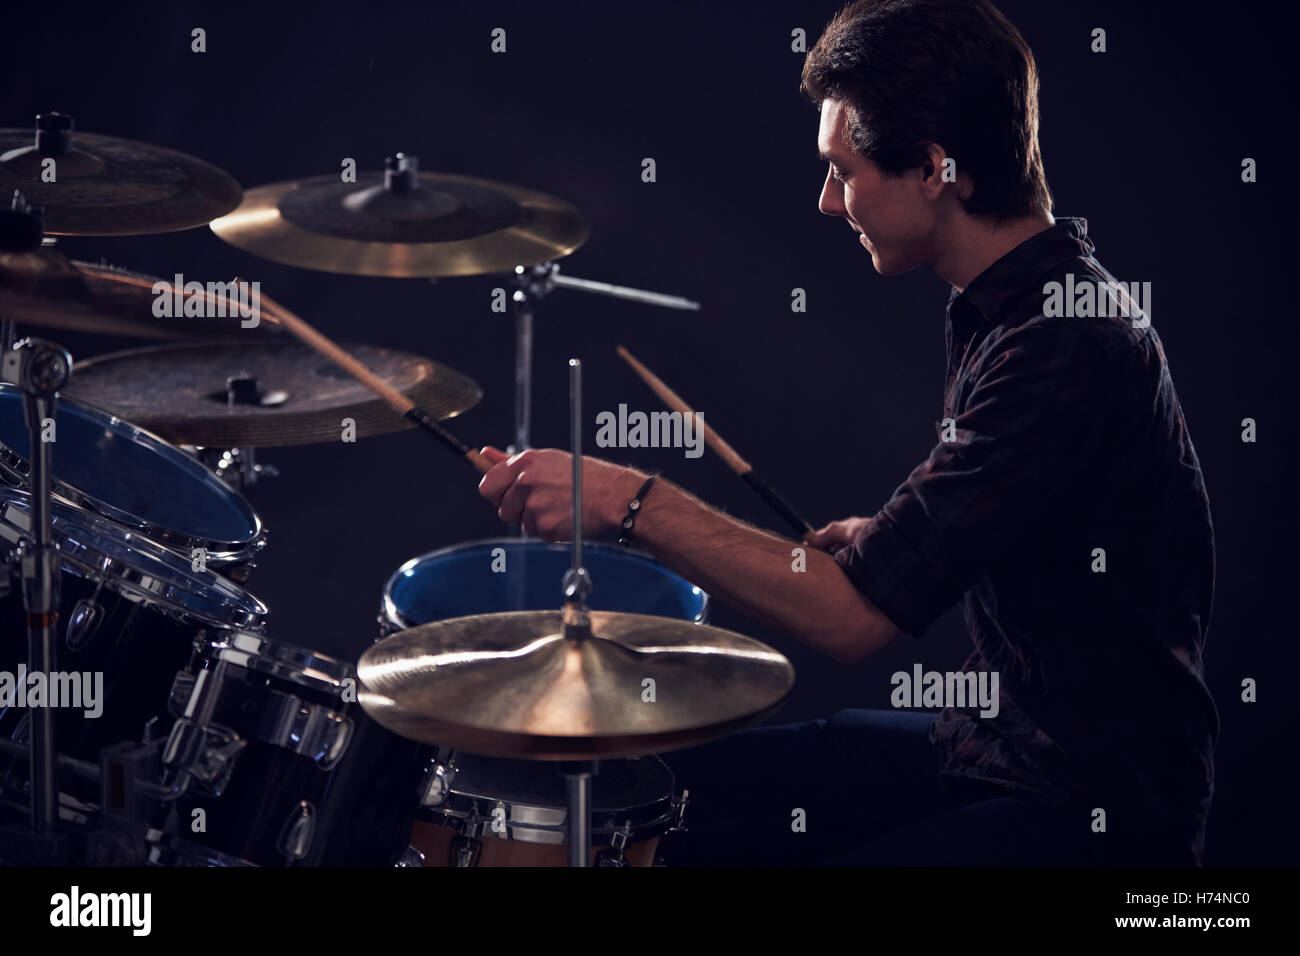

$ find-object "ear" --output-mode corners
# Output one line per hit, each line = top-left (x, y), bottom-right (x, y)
(915, 140), (967, 201)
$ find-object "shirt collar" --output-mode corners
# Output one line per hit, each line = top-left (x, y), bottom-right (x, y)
(947, 217), (1094, 326)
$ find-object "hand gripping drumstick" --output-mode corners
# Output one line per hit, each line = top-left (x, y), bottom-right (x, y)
(616, 345), (817, 544)
(253, 286), (493, 473)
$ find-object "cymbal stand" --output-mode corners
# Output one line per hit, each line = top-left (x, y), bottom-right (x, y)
(506, 261), (700, 456)
(0, 337), (72, 850)
(559, 357), (596, 867)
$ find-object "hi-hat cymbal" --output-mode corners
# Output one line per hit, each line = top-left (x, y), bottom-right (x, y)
(210, 154), (589, 277)
(357, 610), (795, 759)
(0, 114), (243, 235)
(0, 249), (279, 339)
(63, 340), (482, 447)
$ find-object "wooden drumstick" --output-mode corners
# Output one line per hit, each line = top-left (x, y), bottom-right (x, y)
(616, 345), (817, 544)
(252, 286), (492, 473)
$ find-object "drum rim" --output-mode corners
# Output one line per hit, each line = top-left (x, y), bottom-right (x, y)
(379, 536), (710, 630)
(0, 487), (268, 630)
(420, 754), (679, 845)
(195, 630), (355, 694)
(0, 384), (265, 565)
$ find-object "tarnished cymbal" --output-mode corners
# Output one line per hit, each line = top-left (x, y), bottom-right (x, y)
(357, 610), (795, 759)
(0, 249), (279, 339)
(64, 340), (482, 447)
(210, 154), (588, 277)
(0, 115), (243, 235)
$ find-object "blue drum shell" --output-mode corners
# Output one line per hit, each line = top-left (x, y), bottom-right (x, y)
(381, 538), (708, 633)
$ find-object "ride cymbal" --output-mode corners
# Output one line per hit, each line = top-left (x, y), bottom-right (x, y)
(210, 153), (588, 277)
(64, 340), (482, 447)
(0, 114), (242, 235)
(358, 609), (795, 759)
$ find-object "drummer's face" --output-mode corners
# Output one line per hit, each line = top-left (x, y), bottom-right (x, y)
(816, 98), (935, 276)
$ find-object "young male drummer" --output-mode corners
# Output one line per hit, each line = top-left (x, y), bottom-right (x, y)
(478, 0), (1217, 866)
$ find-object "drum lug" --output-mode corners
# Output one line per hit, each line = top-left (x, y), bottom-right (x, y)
(395, 844), (426, 868)
(595, 822), (633, 867)
(277, 801), (316, 862)
(669, 788), (690, 833)
(162, 717), (246, 796)
(262, 691), (353, 768)
(450, 834), (482, 867)
(64, 596), (104, 651)
(419, 760), (456, 807)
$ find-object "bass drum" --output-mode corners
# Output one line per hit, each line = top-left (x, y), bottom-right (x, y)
(0, 383), (265, 578)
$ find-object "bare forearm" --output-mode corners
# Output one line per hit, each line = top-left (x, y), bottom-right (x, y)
(477, 447), (898, 661)
(607, 473), (895, 662)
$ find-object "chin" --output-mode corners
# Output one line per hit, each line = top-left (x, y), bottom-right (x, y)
(869, 250), (921, 277)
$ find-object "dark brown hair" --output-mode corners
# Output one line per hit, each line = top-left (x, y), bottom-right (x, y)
(802, 0), (1052, 221)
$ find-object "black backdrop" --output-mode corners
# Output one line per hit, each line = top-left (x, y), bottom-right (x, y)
(4, 0), (1296, 864)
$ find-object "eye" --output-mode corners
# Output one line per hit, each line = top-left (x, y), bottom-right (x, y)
(831, 166), (849, 184)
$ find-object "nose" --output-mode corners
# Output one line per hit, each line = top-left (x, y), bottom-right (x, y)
(818, 167), (845, 218)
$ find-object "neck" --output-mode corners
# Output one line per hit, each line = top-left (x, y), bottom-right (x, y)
(933, 211), (1055, 292)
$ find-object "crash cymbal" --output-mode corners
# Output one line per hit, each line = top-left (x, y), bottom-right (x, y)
(63, 340), (482, 447)
(0, 249), (278, 338)
(0, 114), (242, 235)
(357, 609), (795, 759)
(210, 153), (588, 277)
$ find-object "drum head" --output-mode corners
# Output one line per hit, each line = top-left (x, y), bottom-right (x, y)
(0, 384), (261, 554)
(383, 539), (708, 628)
(0, 486), (266, 630)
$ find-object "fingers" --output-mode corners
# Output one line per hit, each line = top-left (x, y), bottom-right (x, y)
(478, 448), (530, 504)
(805, 528), (836, 550)
(475, 447), (582, 539)
(806, 518), (869, 550)
(496, 471), (532, 524)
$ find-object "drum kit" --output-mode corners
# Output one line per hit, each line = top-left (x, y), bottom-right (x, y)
(0, 112), (796, 868)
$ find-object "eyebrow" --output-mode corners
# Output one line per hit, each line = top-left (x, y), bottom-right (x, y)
(818, 148), (850, 166)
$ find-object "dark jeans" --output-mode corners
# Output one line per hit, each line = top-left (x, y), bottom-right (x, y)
(656, 708), (1103, 866)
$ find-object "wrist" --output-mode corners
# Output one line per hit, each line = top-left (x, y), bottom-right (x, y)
(601, 466), (651, 532)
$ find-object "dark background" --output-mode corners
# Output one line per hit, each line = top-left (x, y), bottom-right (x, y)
(4, 0), (1296, 864)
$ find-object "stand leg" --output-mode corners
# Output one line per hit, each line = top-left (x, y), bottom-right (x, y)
(562, 760), (596, 867)
(3, 340), (73, 836)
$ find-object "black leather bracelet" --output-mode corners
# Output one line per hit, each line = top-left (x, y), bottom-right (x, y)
(617, 472), (660, 546)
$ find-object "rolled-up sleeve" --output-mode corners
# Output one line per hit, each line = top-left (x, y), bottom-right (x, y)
(835, 320), (1114, 637)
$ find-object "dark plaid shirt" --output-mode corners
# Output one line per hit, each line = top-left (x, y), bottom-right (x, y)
(835, 218), (1218, 864)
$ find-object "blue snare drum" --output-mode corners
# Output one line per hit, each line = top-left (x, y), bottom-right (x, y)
(0, 384), (264, 575)
(379, 538), (708, 633)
